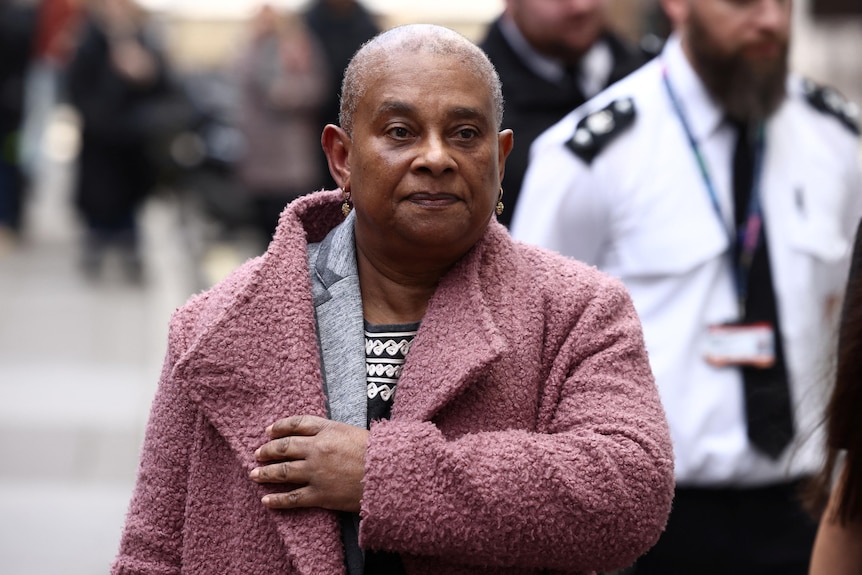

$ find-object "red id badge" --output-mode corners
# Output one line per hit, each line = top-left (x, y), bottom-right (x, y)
(703, 322), (776, 368)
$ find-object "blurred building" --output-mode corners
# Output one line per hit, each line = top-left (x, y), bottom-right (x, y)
(142, 0), (653, 71)
(138, 0), (860, 113)
(795, 0), (862, 109)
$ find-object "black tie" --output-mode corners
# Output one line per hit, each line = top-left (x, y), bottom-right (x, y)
(731, 121), (795, 460)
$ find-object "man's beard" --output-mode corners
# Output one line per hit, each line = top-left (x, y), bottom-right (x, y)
(688, 11), (789, 122)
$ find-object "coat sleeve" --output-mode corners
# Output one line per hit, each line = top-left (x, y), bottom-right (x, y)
(359, 275), (674, 573)
(111, 313), (198, 575)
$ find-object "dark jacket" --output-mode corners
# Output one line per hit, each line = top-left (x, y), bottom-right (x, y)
(303, 0), (379, 127)
(0, 0), (37, 228)
(479, 17), (646, 227)
(303, 1), (380, 190)
(67, 17), (169, 224)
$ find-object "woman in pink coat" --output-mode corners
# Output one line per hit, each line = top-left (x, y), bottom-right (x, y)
(112, 24), (674, 575)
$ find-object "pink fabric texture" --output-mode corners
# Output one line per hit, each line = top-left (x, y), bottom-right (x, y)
(112, 190), (673, 575)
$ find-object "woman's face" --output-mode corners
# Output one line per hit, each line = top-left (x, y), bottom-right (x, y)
(344, 51), (513, 266)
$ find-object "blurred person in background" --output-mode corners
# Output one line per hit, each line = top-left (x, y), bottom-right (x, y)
(807, 220), (862, 575)
(19, 0), (82, 182)
(303, 0), (379, 190)
(0, 0), (37, 245)
(478, 0), (647, 228)
(67, 0), (170, 283)
(512, 0), (862, 572)
(111, 24), (674, 575)
(235, 3), (329, 251)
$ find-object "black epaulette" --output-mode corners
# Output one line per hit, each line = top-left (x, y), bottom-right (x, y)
(801, 79), (860, 135)
(565, 98), (636, 164)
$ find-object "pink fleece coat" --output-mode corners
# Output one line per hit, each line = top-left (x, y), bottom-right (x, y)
(112, 190), (673, 575)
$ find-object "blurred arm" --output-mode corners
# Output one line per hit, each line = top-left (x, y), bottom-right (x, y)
(810, 465), (862, 575)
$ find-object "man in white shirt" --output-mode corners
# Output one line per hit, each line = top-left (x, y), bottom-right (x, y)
(512, 0), (862, 572)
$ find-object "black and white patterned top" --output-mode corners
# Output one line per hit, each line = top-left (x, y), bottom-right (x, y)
(364, 320), (420, 427)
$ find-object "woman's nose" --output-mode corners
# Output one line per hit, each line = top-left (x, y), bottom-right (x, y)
(414, 134), (456, 174)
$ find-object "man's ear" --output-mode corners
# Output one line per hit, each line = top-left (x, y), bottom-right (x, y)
(321, 124), (351, 189)
(660, 0), (687, 29)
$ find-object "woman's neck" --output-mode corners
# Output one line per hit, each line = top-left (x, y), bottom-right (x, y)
(356, 248), (448, 325)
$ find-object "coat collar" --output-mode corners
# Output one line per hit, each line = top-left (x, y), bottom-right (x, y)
(172, 192), (345, 454)
(171, 190), (347, 575)
(308, 208), (510, 424)
(310, 211), (367, 430)
(391, 222), (509, 421)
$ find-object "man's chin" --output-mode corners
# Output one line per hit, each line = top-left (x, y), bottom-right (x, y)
(743, 53), (785, 77)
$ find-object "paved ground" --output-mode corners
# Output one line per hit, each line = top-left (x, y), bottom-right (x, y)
(0, 108), (257, 575)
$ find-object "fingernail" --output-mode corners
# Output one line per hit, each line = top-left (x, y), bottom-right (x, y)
(250, 468), (259, 479)
(261, 495), (270, 505)
(254, 447), (261, 458)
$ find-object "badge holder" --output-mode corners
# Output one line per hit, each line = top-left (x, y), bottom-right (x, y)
(703, 322), (775, 368)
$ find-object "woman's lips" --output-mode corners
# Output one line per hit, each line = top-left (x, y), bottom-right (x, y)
(407, 192), (459, 207)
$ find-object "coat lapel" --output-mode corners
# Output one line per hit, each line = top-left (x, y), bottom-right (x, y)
(310, 211), (367, 429)
(392, 225), (509, 421)
(172, 192), (348, 575)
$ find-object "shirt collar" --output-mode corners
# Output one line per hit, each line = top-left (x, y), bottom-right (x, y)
(579, 39), (613, 99)
(499, 15), (565, 84)
(661, 33), (725, 141)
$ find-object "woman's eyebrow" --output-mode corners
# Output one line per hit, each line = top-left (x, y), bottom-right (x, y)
(374, 100), (415, 118)
(373, 101), (488, 123)
(449, 106), (485, 121)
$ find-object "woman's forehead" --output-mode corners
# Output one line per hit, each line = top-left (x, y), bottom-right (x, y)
(359, 52), (493, 114)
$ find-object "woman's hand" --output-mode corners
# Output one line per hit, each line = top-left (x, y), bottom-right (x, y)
(250, 415), (369, 513)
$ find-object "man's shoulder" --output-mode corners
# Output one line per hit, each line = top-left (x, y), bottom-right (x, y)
(790, 76), (860, 137)
(478, 17), (518, 69)
(531, 60), (663, 165)
(565, 97), (638, 164)
(603, 30), (652, 84)
(478, 17), (552, 90)
(477, 17), (503, 51)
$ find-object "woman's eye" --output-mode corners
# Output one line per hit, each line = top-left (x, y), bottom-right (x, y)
(456, 128), (478, 140)
(388, 127), (411, 139)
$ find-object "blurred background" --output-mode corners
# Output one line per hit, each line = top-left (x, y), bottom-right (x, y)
(0, 0), (859, 573)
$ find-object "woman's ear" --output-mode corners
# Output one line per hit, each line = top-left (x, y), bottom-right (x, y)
(321, 124), (351, 189)
(498, 128), (514, 184)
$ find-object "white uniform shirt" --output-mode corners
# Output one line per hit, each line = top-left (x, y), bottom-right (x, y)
(512, 35), (862, 486)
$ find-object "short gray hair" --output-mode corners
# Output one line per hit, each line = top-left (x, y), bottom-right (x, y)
(339, 24), (504, 135)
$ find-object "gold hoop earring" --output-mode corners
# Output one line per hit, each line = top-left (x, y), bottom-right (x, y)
(341, 186), (352, 217)
(495, 188), (504, 217)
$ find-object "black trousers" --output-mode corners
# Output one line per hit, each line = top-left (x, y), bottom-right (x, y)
(632, 481), (818, 575)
